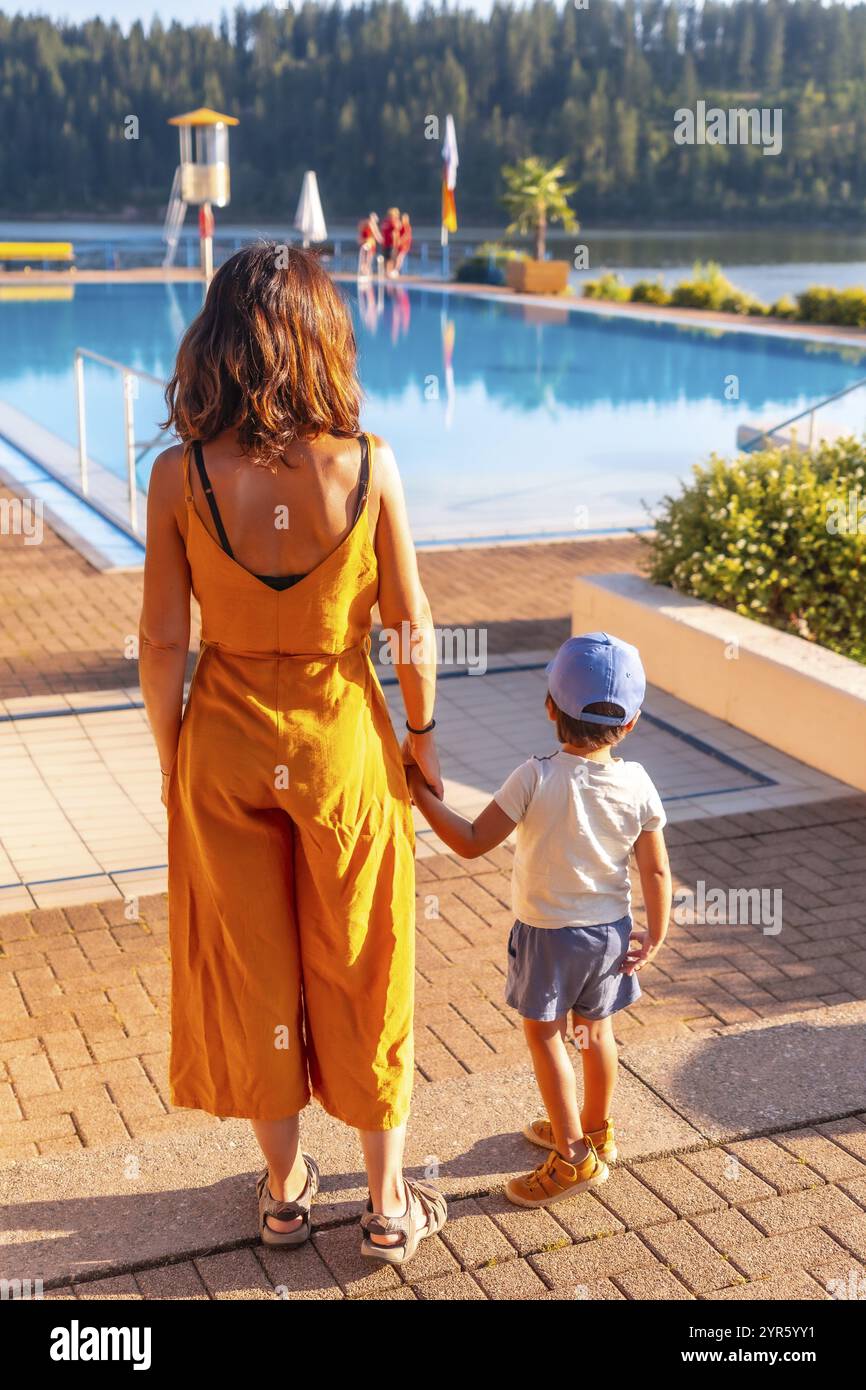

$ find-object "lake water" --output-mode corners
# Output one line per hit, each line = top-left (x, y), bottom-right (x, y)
(4, 221), (866, 302)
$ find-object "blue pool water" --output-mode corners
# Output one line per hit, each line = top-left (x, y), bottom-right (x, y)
(1, 280), (865, 543)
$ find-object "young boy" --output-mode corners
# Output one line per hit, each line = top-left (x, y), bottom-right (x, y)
(407, 632), (671, 1208)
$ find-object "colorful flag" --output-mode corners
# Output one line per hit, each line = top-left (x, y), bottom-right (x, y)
(441, 115), (459, 234)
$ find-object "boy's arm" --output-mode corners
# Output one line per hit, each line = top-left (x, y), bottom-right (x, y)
(624, 828), (671, 974)
(408, 765), (516, 859)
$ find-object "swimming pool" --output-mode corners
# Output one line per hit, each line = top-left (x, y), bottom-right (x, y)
(1, 280), (865, 544)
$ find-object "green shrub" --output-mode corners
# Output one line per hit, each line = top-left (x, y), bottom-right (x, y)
(455, 241), (525, 285)
(796, 285), (866, 328)
(630, 278), (670, 306)
(582, 271), (630, 302)
(669, 260), (728, 310)
(770, 295), (798, 320)
(835, 288), (866, 326)
(796, 286), (835, 323)
(719, 289), (766, 316)
(577, 263), (866, 328)
(646, 438), (866, 663)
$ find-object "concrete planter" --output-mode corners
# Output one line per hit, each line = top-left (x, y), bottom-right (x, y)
(505, 259), (570, 295)
(572, 572), (866, 793)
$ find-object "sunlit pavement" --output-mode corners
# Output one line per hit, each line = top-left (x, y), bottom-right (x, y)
(0, 659), (852, 913)
(2, 515), (865, 1301)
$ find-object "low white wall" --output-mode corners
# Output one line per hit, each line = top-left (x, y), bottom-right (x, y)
(572, 573), (866, 793)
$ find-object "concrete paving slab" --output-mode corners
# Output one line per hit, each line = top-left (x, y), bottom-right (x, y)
(0, 1061), (700, 1288)
(621, 1000), (866, 1143)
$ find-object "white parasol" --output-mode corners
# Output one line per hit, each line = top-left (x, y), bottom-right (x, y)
(293, 170), (327, 246)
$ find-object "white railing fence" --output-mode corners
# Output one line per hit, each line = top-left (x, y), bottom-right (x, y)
(73, 347), (169, 536)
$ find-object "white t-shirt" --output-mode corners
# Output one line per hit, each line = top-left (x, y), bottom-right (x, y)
(493, 750), (666, 929)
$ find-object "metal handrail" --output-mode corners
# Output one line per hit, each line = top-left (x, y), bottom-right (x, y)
(741, 372), (866, 452)
(74, 347), (168, 534)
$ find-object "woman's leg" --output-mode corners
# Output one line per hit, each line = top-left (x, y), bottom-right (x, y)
(359, 1124), (429, 1247)
(523, 1016), (587, 1162)
(573, 1013), (619, 1132)
(251, 1116), (309, 1234)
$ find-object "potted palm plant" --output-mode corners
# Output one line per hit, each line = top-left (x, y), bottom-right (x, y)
(501, 157), (578, 294)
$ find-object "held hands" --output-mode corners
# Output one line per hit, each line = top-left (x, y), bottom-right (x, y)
(621, 930), (663, 976)
(401, 730), (444, 800)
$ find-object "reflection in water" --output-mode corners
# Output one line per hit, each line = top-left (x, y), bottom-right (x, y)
(1, 281), (865, 542)
(441, 308), (455, 430)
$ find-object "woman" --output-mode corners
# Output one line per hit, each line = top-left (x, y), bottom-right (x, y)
(381, 207), (401, 278)
(357, 210), (382, 279)
(139, 244), (446, 1264)
(394, 213), (413, 276)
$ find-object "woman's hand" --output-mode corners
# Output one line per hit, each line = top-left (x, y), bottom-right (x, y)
(401, 730), (443, 799)
(161, 771), (172, 808)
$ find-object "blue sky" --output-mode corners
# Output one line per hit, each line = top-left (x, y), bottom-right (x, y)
(4, 0), (494, 24)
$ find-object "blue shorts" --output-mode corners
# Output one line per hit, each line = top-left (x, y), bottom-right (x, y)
(505, 915), (641, 1022)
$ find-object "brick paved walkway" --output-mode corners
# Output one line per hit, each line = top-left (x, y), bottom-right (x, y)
(40, 1122), (866, 1301)
(2, 794), (864, 1164)
(4, 500), (865, 1302)
(0, 490), (640, 698)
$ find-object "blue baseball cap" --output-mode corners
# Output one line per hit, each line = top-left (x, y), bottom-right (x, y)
(546, 632), (646, 726)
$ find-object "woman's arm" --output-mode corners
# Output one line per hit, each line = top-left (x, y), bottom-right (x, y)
(139, 446), (192, 800)
(407, 766), (516, 859)
(372, 436), (443, 796)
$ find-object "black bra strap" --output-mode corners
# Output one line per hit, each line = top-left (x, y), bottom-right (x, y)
(192, 435), (368, 562)
(192, 442), (234, 558)
(354, 433), (370, 524)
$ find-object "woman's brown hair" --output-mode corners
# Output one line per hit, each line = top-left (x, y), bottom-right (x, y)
(163, 242), (361, 469)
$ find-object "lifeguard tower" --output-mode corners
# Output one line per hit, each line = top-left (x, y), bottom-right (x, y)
(162, 107), (239, 277)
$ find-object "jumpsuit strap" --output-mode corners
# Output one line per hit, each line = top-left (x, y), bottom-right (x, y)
(192, 441), (235, 559)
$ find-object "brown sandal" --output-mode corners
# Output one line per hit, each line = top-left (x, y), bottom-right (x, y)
(360, 1176), (447, 1265)
(256, 1154), (320, 1247)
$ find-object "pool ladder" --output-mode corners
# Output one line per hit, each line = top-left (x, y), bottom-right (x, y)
(73, 347), (167, 537)
(162, 167), (188, 270)
(739, 372), (866, 453)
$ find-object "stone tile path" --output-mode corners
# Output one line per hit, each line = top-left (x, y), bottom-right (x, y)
(2, 511), (865, 1301)
(36, 1123), (866, 1301)
(0, 504), (637, 699)
(2, 794), (864, 1165)
(0, 665), (852, 913)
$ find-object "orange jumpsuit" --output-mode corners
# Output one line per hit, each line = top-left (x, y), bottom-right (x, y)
(166, 435), (416, 1129)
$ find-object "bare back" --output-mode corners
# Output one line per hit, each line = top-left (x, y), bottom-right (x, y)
(182, 429), (381, 581)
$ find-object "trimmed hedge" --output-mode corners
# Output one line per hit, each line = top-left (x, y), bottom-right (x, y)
(581, 259), (866, 329)
(646, 438), (866, 664)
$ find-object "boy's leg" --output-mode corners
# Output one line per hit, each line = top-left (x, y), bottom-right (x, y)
(572, 1012), (618, 1132)
(523, 1016), (587, 1162)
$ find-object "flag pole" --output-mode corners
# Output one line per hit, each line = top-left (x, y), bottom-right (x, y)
(440, 113), (458, 282)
